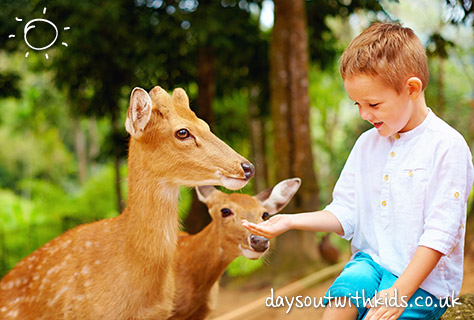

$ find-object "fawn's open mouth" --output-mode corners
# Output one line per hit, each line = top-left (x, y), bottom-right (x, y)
(239, 244), (266, 260)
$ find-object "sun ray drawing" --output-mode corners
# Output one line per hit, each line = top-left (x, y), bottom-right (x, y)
(8, 7), (71, 60)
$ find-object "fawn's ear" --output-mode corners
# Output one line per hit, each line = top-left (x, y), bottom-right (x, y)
(254, 178), (301, 215)
(195, 186), (218, 205)
(172, 88), (190, 110)
(125, 87), (153, 139)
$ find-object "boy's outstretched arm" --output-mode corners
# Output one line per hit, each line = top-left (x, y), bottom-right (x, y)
(365, 246), (443, 320)
(242, 210), (344, 239)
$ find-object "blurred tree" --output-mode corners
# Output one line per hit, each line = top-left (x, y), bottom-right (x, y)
(0, 0), (28, 103)
(269, 0), (320, 272)
(0, 72), (21, 100)
(306, 0), (393, 66)
(427, 32), (455, 117)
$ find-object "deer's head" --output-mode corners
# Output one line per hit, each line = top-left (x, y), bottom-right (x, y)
(125, 86), (254, 190)
(196, 178), (301, 260)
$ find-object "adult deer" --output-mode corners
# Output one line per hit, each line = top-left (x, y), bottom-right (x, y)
(0, 86), (254, 319)
(170, 178), (301, 320)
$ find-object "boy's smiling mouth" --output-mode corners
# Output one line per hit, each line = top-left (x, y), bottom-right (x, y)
(373, 121), (384, 129)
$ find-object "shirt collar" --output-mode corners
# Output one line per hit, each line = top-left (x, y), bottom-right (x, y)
(391, 108), (433, 141)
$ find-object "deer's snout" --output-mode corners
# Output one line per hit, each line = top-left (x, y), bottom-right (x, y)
(249, 234), (269, 252)
(241, 162), (255, 180)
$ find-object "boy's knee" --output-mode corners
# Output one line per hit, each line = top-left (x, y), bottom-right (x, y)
(328, 253), (382, 297)
(324, 253), (383, 317)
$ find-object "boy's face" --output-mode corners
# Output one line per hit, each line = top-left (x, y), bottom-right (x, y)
(344, 74), (417, 137)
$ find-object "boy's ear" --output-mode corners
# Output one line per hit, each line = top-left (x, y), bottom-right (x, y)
(254, 178), (301, 215)
(406, 77), (423, 100)
(125, 87), (152, 139)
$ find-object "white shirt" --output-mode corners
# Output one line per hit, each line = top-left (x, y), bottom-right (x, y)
(325, 109), (474, 298)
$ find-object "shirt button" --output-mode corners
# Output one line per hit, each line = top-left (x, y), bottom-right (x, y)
(381, 200), (387, 206)
(394, 133), (400, 140)
(390, 152), (395, 158)
(408, 171), (414, 177)
(454, 192), (460, 199)
(384, 175), (389, 181)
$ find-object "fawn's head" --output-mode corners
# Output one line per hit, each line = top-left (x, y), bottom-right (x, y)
(196, 178), (301, 260)
(125, 86), (254, 190)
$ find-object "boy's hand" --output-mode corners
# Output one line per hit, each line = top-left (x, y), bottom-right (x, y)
(242, 214), (292, 239)
(365, 287), (406, 320)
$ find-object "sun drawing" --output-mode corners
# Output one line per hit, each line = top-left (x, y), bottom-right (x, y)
(8, 7), (70, 59)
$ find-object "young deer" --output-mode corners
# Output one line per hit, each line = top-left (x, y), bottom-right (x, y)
(0, 86), (254, 319)
(170, 178), (301, 320)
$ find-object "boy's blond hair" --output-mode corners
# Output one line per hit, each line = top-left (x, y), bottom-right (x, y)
(340, 22), (429, 93)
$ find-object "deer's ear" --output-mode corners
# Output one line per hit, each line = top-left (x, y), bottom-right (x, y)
(125, 87), (153, 139)
(254, 178), (301, 215)
(172, 88), (190, 110)
(195, 186), (218, 205)
(149, 86), (173, 116)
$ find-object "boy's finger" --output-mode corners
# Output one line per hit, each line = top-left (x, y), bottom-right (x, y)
(242, 220), (260, 232)
(242, 220), (269, 237)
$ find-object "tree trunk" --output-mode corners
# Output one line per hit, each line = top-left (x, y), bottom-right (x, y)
(183, 46), (216, 234)
(73, 118), (88, 185)
(268, 0), (321, 274)
(196, 46), (216, 124)
(249, 85), (269, 192)
(88, 117), (100, 164)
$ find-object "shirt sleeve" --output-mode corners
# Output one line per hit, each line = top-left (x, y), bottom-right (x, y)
(418, 137), (474, 255)
(324, 139), (359, 240)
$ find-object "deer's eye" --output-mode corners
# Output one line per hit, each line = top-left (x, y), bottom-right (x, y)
(221, 208), (233, 218)
(175, 129), (190, 140)
(262, 212), (270, 220)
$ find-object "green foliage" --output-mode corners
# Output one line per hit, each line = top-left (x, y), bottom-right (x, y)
(0, 164), (121, 277)
(178, 186), (193, 222)
(226, 255), (265, 277)
(306, 0), (396, 66)
(212, 90), (251, 147)
(0, 188), (61, 276)
(0, 72), (21, 99)
(308, 64), (368, 206)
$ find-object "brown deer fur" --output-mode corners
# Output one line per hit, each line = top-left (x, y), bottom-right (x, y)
(0, 86), (253, 320)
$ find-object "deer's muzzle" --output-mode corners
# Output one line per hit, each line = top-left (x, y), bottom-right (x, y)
(249, 234), (269, 252)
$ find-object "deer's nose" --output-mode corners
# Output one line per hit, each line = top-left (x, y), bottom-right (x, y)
(250, 234), (269, 252)
(241, 162), (255, 180)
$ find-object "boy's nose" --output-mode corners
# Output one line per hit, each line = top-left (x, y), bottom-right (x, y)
(359, 107), (372, 121)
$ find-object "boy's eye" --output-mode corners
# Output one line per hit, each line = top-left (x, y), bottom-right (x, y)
(369, 103), (380, 108)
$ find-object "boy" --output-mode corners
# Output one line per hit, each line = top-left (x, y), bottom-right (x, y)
(243, 22), (474, 320)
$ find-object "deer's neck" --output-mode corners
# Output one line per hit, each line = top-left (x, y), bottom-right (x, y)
(122, 162), (179, 266)
(179, 223), (235, 291)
